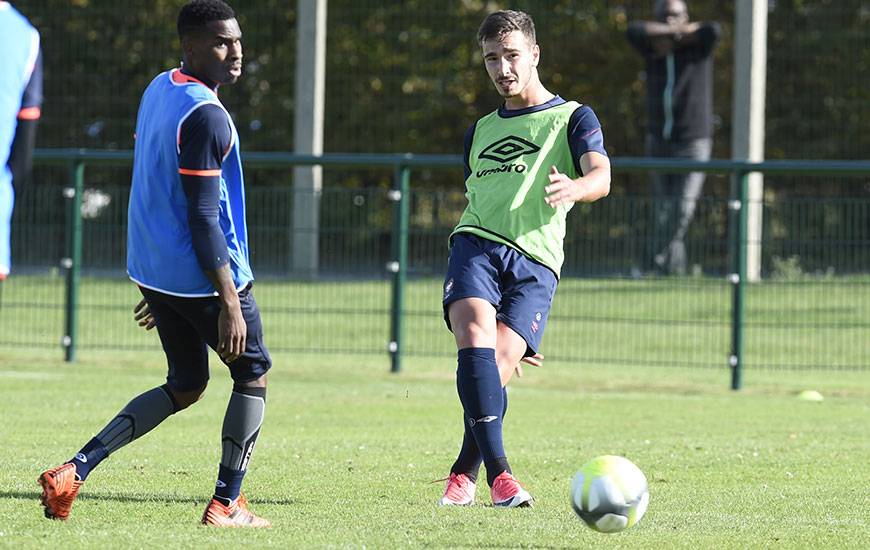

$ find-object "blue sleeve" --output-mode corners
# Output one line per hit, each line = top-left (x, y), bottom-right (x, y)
(20, 49), (43, 112)
(567, 105), (607, 175)
(178, 104), (233, 272)
(9, 51), (42, 190)
(20, 49), (43, 111)
(178, 103), (232, 174)
(462, 122), (476, 181)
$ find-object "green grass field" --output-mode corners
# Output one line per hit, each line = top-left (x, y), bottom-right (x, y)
(1, 349), (867, 548)
(3, 274), (869, 370)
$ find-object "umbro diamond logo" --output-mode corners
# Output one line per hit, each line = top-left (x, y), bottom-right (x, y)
(478, 135), (540, 163)
(468, 415), (498, 427)
(215, 480), (227, 488)
(75, 453), (87, 463)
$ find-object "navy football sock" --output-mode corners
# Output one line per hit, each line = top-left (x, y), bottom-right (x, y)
(450, 413), (482, 483)
(69, 438), (108, 481)
(455, 347), (510, 487)
(70, 385), (177, 481)
(214, 464), (246, 506)
(451, 386), (510, 483)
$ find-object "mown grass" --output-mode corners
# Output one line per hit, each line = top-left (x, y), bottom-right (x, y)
(2, 274), (868, 370)
(0, 349), (867, 548)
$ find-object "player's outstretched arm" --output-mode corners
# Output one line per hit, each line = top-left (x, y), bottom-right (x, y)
(544, 152), (611, 208)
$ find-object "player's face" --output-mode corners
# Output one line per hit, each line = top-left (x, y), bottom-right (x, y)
(482, 30), (539, 101)
(184, 18), (243, 86)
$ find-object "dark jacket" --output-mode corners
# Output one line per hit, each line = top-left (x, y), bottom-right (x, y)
(627, 22), (721, 141)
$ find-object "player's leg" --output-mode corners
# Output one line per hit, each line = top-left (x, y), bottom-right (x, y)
(441, 321), (521, 505)
(448, 297), (513, 490)
(198, 284), (271, 527)
(38, 287), (208, 520)
(487, 249), (558, 507)
(495, 321), (531, 387)
(439, 234), (503, 505)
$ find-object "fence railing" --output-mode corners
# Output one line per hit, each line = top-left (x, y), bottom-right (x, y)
(4, 149), (869, 388)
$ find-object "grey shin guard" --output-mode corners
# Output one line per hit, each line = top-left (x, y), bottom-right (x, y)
(95, 386), (176, 453)
(220, 386), (266, 470)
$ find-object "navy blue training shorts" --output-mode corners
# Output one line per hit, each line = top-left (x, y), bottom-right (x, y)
(139, 284), (272, 391)
(442, 233), (558, 357)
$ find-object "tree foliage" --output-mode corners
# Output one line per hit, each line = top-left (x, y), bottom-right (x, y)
(19, 1), (868, 164)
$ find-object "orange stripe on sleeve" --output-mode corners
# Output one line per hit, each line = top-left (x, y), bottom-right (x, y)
(18, 107), (41, 120)
(178, 168), (222, 176)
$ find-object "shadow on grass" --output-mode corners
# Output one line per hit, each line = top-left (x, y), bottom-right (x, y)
(1, 490), (297, 506)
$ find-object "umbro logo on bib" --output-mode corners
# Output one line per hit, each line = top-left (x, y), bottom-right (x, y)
(478, 135), (540, 163)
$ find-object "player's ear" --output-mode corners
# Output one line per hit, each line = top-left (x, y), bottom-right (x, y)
(180, 33), (198, 62)
(532, 43), (540, 67)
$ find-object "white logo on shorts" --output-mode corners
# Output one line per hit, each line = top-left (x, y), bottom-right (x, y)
(444, 278), (454, 299)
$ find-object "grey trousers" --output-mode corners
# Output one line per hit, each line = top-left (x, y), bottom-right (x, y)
(646, 135), (713, 275)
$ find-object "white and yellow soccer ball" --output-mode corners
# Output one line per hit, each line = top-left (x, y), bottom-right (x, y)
(570, 455), (649, 533)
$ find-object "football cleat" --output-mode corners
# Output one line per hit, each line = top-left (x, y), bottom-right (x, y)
(38, 463), (84, 520)
(201, 493), (271, 527)
(438, 472), (476, 506)
(490, 471), (533, 508)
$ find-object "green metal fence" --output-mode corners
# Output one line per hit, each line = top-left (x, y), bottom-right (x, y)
(3, 150), (869, 387)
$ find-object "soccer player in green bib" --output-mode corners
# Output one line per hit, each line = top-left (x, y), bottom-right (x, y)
(438, 10), (611, 507)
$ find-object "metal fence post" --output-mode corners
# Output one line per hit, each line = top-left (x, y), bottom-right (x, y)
(388, 163), (410, 373)
(729, 170), (750, 389)
(63, 160), (84, 362)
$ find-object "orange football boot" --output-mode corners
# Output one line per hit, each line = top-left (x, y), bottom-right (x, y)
(38, 463), (83, 520)
(201, 493), (271, 527)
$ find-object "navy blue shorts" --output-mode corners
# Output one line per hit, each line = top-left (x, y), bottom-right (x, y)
(442, 233), (558, 357)
(139, 284), (272, 391)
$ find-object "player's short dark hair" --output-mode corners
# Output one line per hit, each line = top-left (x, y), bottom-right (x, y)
(477, 10), (536, 46)
(177, 0), (236, 39)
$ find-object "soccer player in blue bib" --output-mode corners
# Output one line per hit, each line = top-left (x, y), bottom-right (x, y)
(0, 1), (42, 289)
(39, 0), (271, 527)
(438, 10), (611, 507)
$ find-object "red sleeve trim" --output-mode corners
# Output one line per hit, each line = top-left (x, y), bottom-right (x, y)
(18, 106), (41, 120)
(178, 168), (222, 177)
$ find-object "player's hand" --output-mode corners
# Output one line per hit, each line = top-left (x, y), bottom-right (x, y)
(133, 299), (156, 331)
(217, 301), (246, 363)
(514, 353), (544, 379)
(545, 166), (585, 207)
(521, 353), (544, 368)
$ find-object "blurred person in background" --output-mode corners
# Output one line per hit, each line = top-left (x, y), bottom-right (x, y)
(628, 0), (721, 275)
(0, 1), (42, 297)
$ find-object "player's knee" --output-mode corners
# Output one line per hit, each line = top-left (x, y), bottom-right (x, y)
(454, 321), (493, 348)
(167, 383), (207, 410)
(235, 373), (267, 390)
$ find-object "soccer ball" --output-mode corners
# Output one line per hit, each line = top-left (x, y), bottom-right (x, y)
(570, 455), (649, 533)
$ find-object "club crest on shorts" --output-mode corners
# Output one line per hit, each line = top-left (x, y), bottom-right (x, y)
(531, 312), (542, 333)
